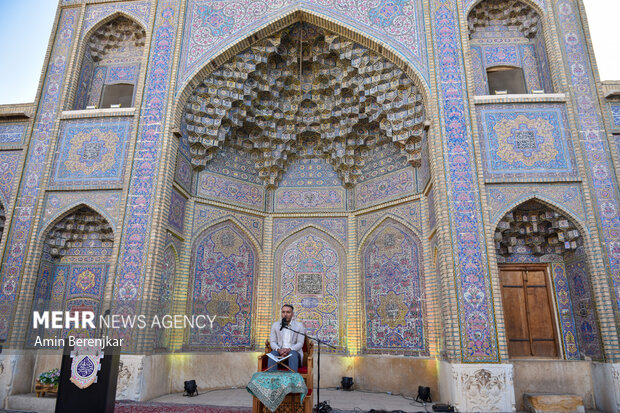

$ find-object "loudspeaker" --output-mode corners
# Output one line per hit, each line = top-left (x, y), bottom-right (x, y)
(184, 379), (198, 396)
(416, 385), (432, 403)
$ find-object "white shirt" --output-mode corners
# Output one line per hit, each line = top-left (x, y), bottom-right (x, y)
(282, 327), (292, 348)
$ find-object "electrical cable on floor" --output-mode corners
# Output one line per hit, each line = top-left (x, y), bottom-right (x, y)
(330, 388), (429, 413)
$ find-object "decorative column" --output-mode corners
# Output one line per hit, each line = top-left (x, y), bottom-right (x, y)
(431, 0), (514, 409)
(553, 0), (620, 407)
(255, 215), (274, 346)
(112, 0), (182, 401)
(112, 0), (181, 350)
(346, 215), (361, 354)
(0, 7), (81, 344)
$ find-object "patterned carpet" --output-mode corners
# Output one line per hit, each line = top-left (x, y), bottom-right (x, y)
(115, 400), (252, 413)
(114, 401), (377, 413)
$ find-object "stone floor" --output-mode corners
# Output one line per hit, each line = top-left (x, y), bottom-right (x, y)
(4, 389), (431, 413)
(1, 390), (607, 413)
(151, 388), (430, 411)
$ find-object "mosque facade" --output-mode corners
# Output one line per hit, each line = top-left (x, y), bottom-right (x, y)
(0, 0), (620, 410)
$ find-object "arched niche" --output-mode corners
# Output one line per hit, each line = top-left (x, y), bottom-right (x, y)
(29, 205), (114, 346)
(494, 199), (603, 360)
(361, 218), (427, 355)
(467, 0), (553, 95)
(73, 15), (146, 110)
(274, 227), (346, 351)
(187, 221), (258, 350)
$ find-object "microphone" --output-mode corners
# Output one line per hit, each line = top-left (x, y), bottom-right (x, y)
(280, 318), (288, 331)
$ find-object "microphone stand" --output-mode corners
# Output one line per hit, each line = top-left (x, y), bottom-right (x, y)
(283, 324), (336, 413)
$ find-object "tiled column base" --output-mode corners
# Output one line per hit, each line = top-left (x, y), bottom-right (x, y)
(592, 362), (620, 412)
(439, 361), (515, 412)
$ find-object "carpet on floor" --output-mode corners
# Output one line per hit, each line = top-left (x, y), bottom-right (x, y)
(115, 400), (252, 413)
(0, 410), (37, 413)
(114, 400), (417, 413)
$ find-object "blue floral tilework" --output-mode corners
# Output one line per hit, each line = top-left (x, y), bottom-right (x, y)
(357, 201), (421, 244)
(0, 8), (80, 341)
(51, 118), (132, 188)
(197, 172), (264, 209)
(280, 158), (341, 187)
(356, 169), (415, 209)
(168, 188), (187, 234)
(68, 265), (107, 297)
(177, 0), (429, 93)
(0, 123), (26, 145)
(82, 2), (151, 35)
(550, 263), (580, 360)
(0, 151), (21, 206)
(487, 183), (585, 226)
(41, 191), (121, 232)
(193, 203), (264, 246)
(175, 153), (193, 193)
(609, 103), (620, 130)
(477, 104), (577, 180)
(274, 187), (346, 211)
(273, 218), (347, 246)
(434, 0), (498, 362)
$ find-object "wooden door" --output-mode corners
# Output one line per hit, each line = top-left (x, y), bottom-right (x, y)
(499, 265), (558, 357)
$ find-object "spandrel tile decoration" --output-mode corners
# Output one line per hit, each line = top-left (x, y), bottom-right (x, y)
(0, 0), (619, 411)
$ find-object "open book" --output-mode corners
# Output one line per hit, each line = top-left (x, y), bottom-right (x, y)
(266, 352), (292, 363)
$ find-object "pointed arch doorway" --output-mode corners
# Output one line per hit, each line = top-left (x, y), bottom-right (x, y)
(176, 16), (433, 357)
(495, 200), (604, 360)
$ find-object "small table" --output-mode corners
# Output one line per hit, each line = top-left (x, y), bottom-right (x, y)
(247, 371), (307, 412)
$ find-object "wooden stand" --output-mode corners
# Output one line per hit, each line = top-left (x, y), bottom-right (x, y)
(35, 380), (58, 398)
(253, 392), (312, 413)
(253, 339), (313, 413)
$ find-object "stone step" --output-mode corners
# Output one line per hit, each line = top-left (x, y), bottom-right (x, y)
(524, 393), (585, 413)
(6, 393), (55, 413)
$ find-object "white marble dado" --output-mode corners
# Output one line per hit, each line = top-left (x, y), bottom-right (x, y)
(0, 351), (38, 407)
(592, 362), (620, 412)
(116, 354), (171, 401)
(439, 361), (515, 412)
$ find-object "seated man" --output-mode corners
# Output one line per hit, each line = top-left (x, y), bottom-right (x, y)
(267, 304), (305, 372)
